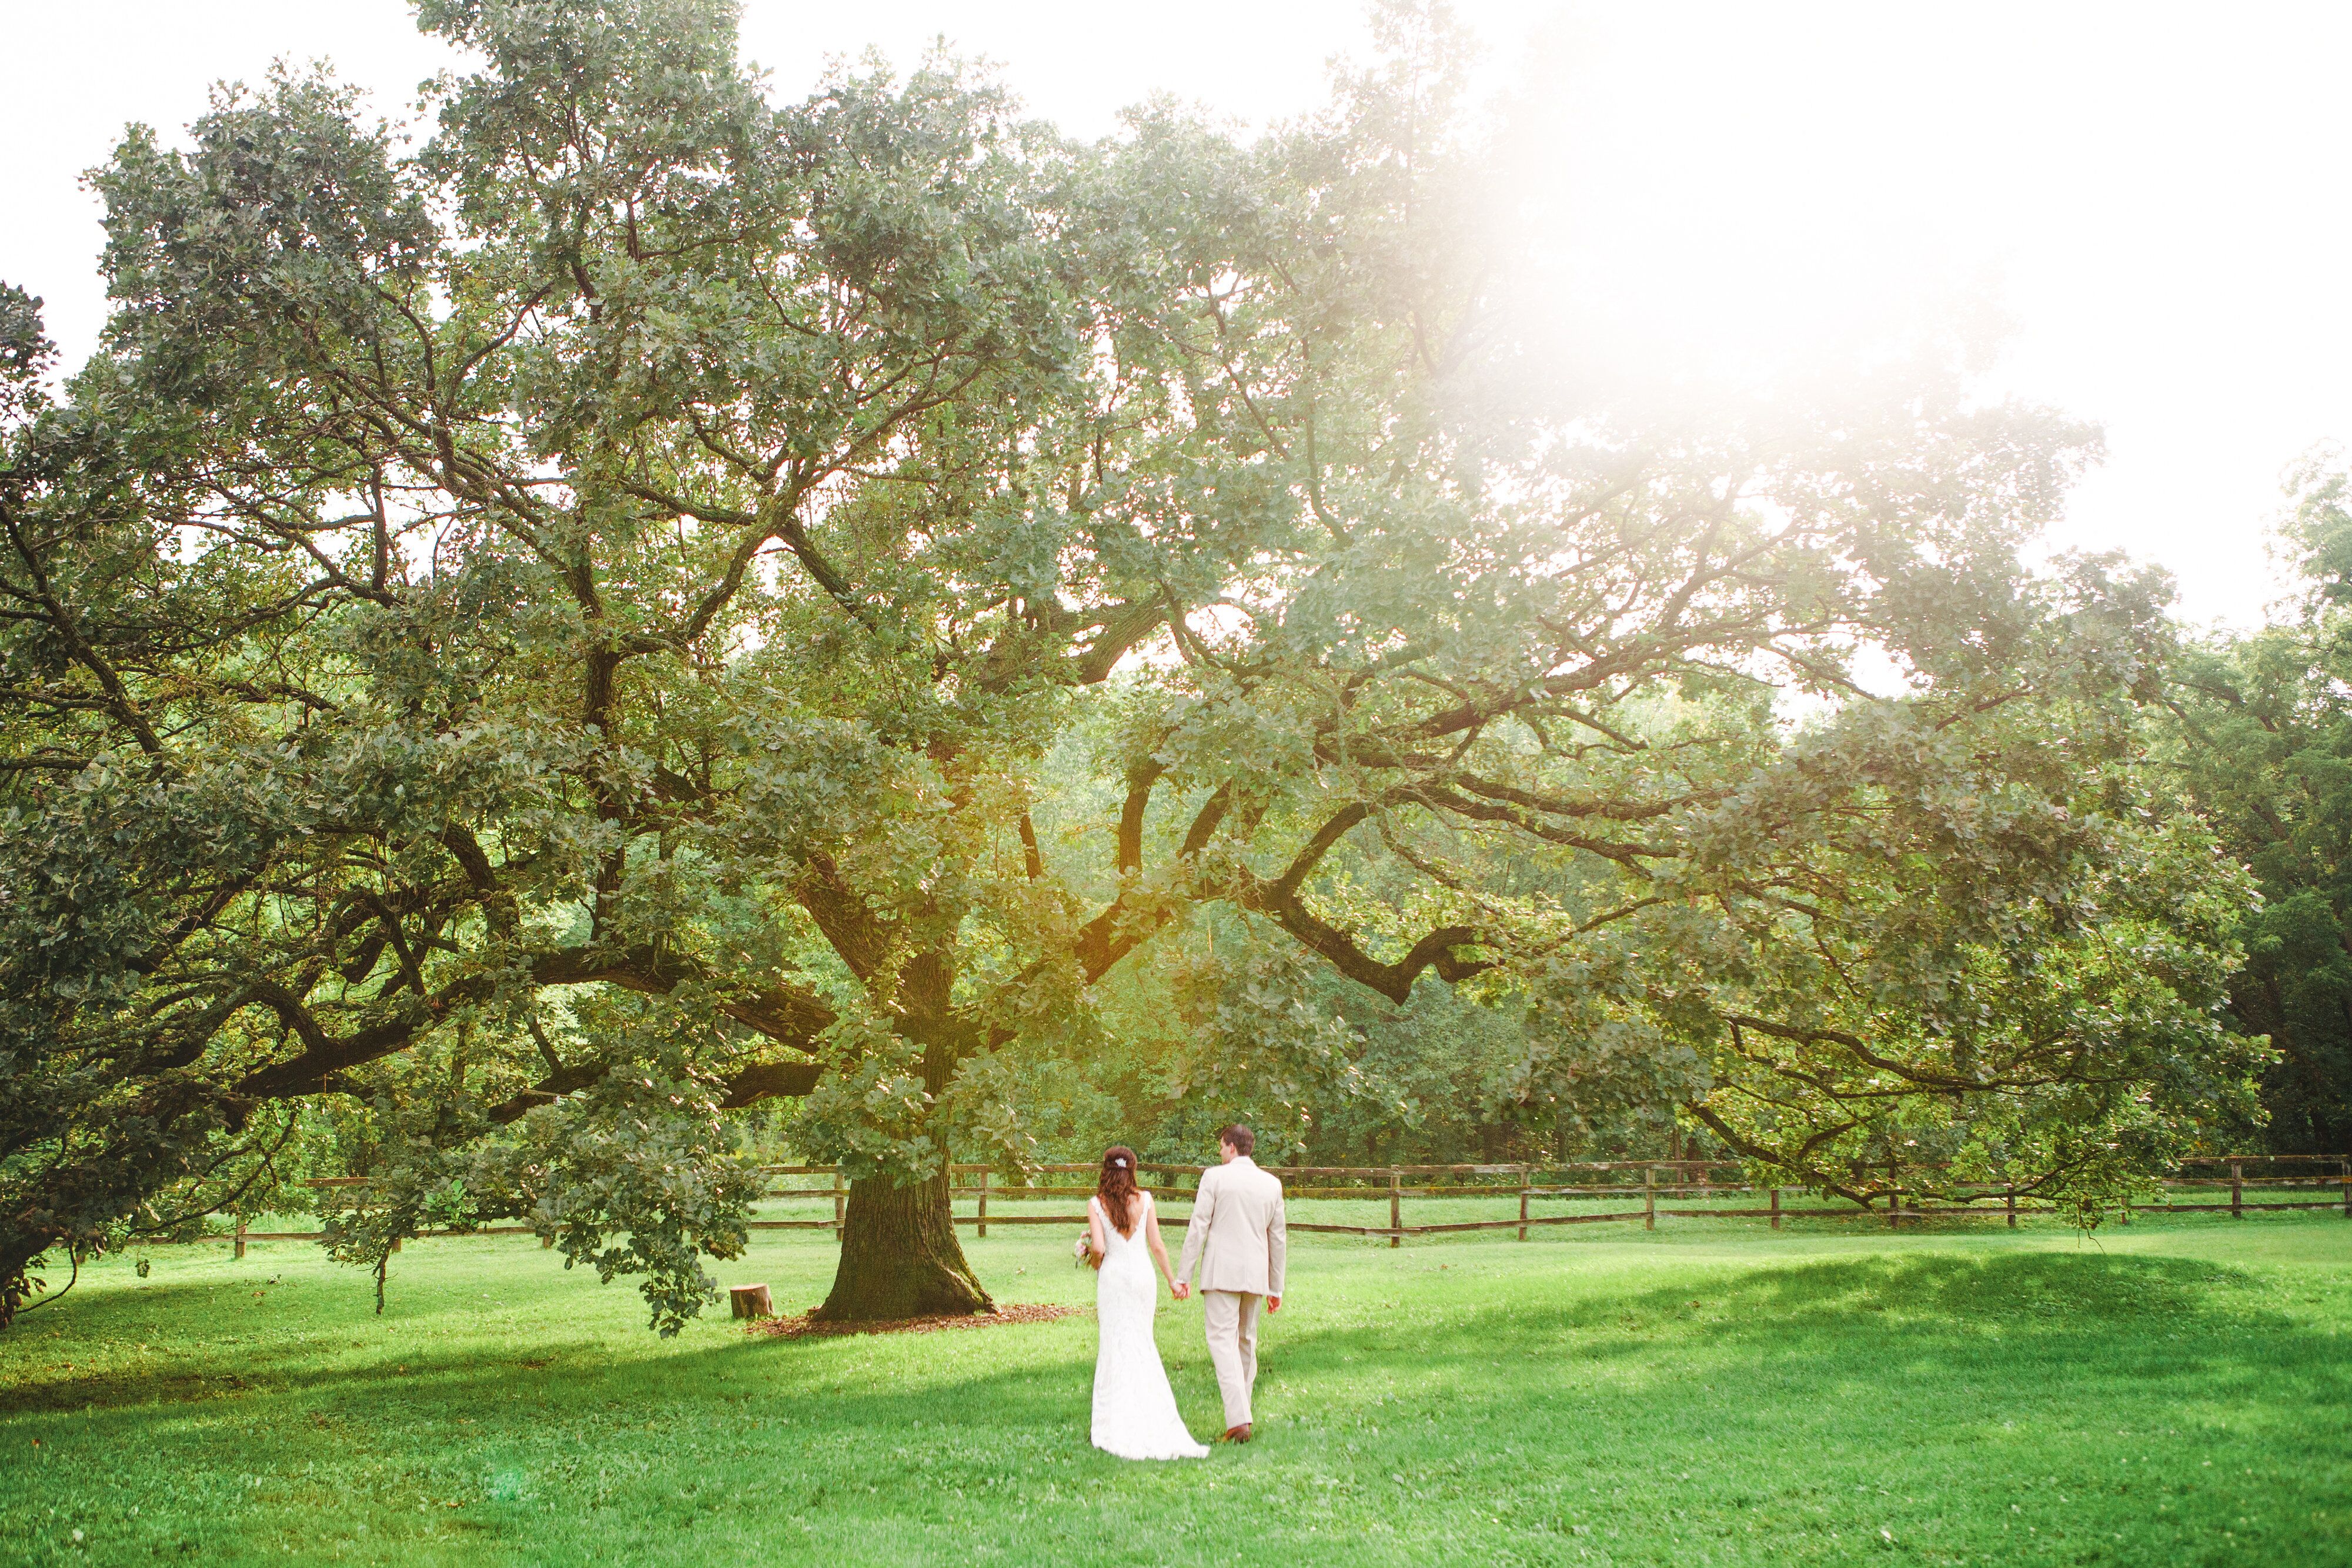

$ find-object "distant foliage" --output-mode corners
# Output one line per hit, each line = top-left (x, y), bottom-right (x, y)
(2159, 452), (2352, 1154)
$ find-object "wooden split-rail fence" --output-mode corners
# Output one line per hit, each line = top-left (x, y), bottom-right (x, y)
(215, 1154), (2351, 1257)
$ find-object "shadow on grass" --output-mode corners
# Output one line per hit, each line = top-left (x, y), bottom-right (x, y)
(1619, 1247), (2265, 1332)
(2, 1247), (2303, 1425)
(0, 1270), (640, 1415)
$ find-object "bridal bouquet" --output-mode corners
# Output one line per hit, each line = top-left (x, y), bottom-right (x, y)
(1073, 1234), (1095, 1268)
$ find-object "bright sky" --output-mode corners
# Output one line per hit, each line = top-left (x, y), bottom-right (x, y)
(5, 2), (2348, 628)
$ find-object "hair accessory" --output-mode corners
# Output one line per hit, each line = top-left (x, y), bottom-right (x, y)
(1112, 1156), (1129, 1168)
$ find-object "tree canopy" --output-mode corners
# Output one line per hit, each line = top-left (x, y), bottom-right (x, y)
(0, 0), (2262, 1330)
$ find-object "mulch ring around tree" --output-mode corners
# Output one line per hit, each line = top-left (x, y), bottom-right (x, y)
(746, 1302), (1080, 1340)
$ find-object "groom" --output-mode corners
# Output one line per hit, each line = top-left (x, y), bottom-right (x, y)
(1173, 1123), (1287, 1443)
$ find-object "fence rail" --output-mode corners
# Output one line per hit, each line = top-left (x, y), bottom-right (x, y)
(736, 1155), (2352, 1246)
(200, 1154), (2351, 1256)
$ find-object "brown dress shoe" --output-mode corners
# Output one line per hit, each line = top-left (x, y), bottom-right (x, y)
(1222, 1424), (1252, 1443)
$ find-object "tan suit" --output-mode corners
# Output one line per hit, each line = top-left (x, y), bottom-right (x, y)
(1176, 1156), (1287, 1429)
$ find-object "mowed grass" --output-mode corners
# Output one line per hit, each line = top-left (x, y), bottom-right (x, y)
(3, 1212), (2347, 1567)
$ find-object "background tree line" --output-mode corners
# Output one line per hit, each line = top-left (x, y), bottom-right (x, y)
(2157, 454), (2352, 1156)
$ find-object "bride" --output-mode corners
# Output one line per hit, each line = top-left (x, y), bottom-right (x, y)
(1084, 1146), (1210, 1460)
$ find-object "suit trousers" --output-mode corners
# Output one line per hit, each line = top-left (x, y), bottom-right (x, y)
(1201, 1289), (1263, 1429)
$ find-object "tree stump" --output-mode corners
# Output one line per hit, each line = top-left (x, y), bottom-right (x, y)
(729, 1283), (774, 1320)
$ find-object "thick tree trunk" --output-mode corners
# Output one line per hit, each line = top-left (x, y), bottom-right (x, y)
(815, 1161), (991, 1321)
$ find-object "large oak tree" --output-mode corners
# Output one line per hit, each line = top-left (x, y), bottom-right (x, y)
(0, 0), (2259, 1329)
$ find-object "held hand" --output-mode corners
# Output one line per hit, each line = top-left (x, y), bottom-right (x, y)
(1267, 1295), (1281, 1313)
(1171, 1281), (1190, 1300)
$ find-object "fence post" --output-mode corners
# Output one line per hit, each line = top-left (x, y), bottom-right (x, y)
(1388, 1168), (1402, 1248)
(1887, 1187), (1900, 1231)
(234, 1218), (246, 1261)
(1769, 1187), (1781, 1231)
(977, 1167), (990, 1240)
(1518, 1165), (1531, 1242)
(2006, 1185), (2017, 1228)
(2342, 1156), (2349, 1219)
(832, 1166), (845, 1236)
(1643, 1165), (1656, 1231)
(2230, 1159), (2243, 1219)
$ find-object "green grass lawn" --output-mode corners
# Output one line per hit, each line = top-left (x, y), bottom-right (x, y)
(4, 1211), (2347, 1567)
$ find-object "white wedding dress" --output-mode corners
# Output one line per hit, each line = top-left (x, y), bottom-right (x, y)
(1090, 1192), (1210, 1460)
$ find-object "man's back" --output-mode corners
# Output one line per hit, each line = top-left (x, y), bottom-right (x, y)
(1180, 1155), (1287, 1297)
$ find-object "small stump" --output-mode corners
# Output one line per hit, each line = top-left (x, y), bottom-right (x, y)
(729, 1283), (774, 1320)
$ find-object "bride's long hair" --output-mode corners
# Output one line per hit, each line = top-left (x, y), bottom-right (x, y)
(1097, 1146), (1142, 1236)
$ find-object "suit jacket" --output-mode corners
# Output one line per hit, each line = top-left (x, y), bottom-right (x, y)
(1177, 1155), (1287, 1296)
